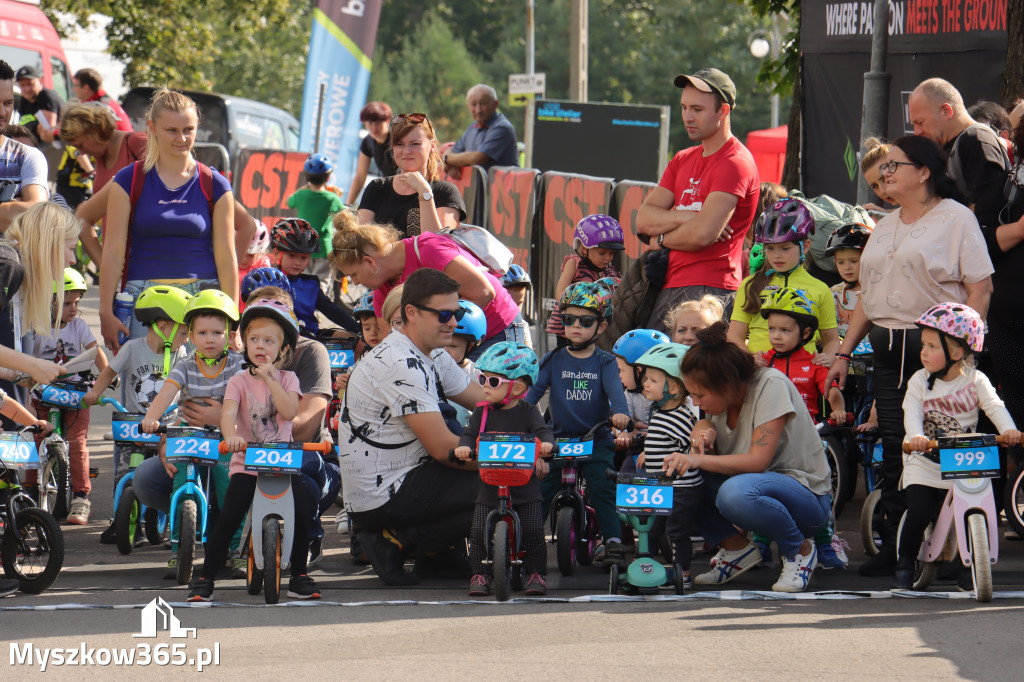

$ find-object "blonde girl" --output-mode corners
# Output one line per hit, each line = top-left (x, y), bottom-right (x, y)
(99, 88), (238, 352)
(664, 295), (724, 346)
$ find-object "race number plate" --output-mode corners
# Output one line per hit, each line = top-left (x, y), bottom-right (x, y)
(615, 473), (673, 515)
(38, 383), (86, 409)
(323, 341), (356, 372)
(554, 436), (594, 459)
(477, 433), (536, 470)
(244, 442), (303, 473)
(166, 426), (220, 463)
(0, 432), (39, 469)
(937, 434), (1000, 480)
(112, 412), (160, 445)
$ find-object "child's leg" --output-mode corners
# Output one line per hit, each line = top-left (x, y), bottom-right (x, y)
(896, 484), (946, 566)
(539, 459), (563, 525)
(169, 463), (189, 550)
(210, 457), (245, 552)
(62, 407), (91, 496)
(288, 475), (318, 577)
(517, 501), (547, 576)
(813, 502), (836, 546)
(666, 487), (703, 572)
(469, 503), (492, 577)
(112, 444), (133, 501)
(582, 443), (621, 541)
(200, 474), (257, 581)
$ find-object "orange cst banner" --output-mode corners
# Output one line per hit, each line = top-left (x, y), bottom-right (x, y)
(235, 149), (309, 219)
(488, 167), (538, 271)
(611, 180), (658, 274)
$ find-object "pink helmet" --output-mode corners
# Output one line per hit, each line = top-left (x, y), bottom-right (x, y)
(248, 219), (271, 255)
(916, 302), (984, 353)
(240, 298), (300, 349)
(754, 198), (815, 244)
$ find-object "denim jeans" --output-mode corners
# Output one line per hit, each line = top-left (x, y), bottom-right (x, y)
(122, 279), (219, 340)
(715, 472), (831, 558)
(468, 313), (528, 362)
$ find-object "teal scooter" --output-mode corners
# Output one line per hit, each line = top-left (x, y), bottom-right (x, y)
(607, 470), (685, 595)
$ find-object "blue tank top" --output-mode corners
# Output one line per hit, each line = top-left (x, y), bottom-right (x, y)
(290, 275), (321, 333)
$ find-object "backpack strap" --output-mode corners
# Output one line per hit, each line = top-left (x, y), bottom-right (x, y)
(122, 160), (146, 290)
(198, 162), (215, 218)
(412, 234), (422, 264)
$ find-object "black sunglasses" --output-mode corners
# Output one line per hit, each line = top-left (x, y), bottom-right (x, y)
(477, 374), (513, 389)
(562, 313), (600, 329)
(414, 303), (466, 324)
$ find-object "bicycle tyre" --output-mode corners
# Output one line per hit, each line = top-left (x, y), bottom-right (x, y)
(176, 500), (197, 585)
(493, 520), (512, 602)
(144, 507), (164, 545)
(608, 562), (619, 595)
(860, 488), (883, 557)
(263, 517), (281, 604)
(1, 507), (65, 593)
(114, 487), (139, 555)
(577, 510), (598, 567)
(967, 513), (993, 602)
(555, 507), (576, 576)
(40, 454), (70, 520)
(672, 562), (686, 595)
(1003, 468), (1024, 539)
(246, 532), (263, 595)
(823, 435), (848, 518)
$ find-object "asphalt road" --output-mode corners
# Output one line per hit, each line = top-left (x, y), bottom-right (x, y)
(3, 288), (1024, 680)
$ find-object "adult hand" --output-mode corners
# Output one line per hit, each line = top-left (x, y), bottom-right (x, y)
(181, 398), (223, 428)
(100, 311), (129, 354)
(27, 357), (62, 385)
(662, 450), (699, 477)
(636, 451), (646, 468)
(824, 357), (850, 391)
(812, 352), (834, 367)
(160, 452), (178, 478)
(31, 419), (54, 437)
(689, 423), (717, 452)
(393, 171), (431, 196)
(715, 225), (735, 243)
(754, 352), (768, 368)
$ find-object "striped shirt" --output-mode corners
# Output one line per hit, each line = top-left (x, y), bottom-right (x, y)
(642, 405), (701, 488)
(165, 350), (245, 403)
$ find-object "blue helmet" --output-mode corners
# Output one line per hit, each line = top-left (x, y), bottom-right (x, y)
(353, 291), (375, 318)
(612, 329), (671, 364)
(475, 342), (539, 385)
(500, 264), (531, 288)
(304, 153), (333, 176)
(454, 300), (486, 343)
(241, 267), (294, 303)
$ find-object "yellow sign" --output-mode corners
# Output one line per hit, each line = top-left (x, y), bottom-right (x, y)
(508, 93), (537, 107)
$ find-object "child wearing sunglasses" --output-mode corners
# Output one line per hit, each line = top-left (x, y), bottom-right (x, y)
(453, 342), (555, 597)
(526, 280), (631, 569)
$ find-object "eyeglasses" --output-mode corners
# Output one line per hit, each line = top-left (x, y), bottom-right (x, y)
(879, 160), (917, 175)
(390, 319), (403, 330)
(477, 374), (513, 389)
(413, 303), (466, 324)
(562, 313), (600, 328)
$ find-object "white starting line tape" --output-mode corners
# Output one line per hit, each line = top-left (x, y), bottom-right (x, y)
(4, 590), (1024, 611)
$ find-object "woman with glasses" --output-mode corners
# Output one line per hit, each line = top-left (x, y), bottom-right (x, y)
(356, 112), (466, 239)
(330, 210), (527, 359)
(825, 134), (994, 577)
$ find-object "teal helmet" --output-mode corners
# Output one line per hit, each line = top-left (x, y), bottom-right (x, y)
(635, 342), (690, 408)
(475, 342), (538, 385)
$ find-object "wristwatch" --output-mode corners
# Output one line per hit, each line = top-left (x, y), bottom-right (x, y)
(657, 233), (665, 246)
(420, 190), (434, 202)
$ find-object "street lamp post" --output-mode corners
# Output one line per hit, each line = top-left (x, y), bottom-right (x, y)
(749, 16), (782, 128)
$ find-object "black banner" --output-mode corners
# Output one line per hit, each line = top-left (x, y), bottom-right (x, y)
(801, 0), (1008, 201)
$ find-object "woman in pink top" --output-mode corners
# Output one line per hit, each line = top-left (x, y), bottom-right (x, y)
(329, 210), (526, 359)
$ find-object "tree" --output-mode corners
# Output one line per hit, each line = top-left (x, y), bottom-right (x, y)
(1002, 0), (1024, 108)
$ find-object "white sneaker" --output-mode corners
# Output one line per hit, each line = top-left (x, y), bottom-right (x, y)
(67, 497), (91, 525)
(695, 543), (763, 585)
(773, 545), (817, 592)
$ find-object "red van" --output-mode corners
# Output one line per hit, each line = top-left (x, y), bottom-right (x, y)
(0, 0), (72, 100)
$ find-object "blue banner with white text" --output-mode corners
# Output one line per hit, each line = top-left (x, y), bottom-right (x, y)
(298, 0), (382, 200)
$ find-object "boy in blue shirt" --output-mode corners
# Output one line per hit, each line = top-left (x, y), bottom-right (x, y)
(526, 280), (630, 568)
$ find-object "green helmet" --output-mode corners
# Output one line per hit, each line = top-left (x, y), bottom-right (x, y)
(634, 343), (689, 382)
(133, 285), (192, 326)
(760, 287), (818, 333)
(58, 268), (88, 294)
(183, 289), (240, 329)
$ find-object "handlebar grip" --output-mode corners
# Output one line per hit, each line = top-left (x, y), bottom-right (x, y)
(154, 425), (168, 435)
(21, 424), (46, 434)
(605, 467), (619, 481)
(302, 441), (334, 454)
(903, 435), (1010, 453)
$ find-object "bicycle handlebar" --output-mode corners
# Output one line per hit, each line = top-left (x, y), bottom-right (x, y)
(902, 434), (1010, 454)
(218, 441), (333, 455)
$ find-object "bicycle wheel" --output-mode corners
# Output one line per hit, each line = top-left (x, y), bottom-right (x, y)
(246, 532), (263, 595)
(114, 487), (139, 555)
(1, 507), (65, 593)
(144, 507), (165, 545)
(555, 507), (577, 576)
(262, 517), (281, 604)
(823, 435), (848, 518)
(672, 562), (686, 595)
(493, 520), (512, 602)
(1003, 468), (1024, 539)
(577, 510), (598, 567)
(860, 488), (883, 557)
(40, 454), (70, 520)
(608, 563), (620, 595)
(967, 513), (993, 602)
(176, 500), (197, 585)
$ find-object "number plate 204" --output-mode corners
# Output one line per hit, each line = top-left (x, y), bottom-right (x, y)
(0, 432), (39, 469)
(615, 473), (673, 515)
(937, 434), (1000, 480)
(166, 427), (220, 463)
(477, 433), (536, 470)
(244, 443), (303, 473)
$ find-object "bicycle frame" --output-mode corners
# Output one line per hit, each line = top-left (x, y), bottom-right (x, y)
(168, 460), (214, 543)
(919, 478), (999, 566)
(485, 488), (523, 568)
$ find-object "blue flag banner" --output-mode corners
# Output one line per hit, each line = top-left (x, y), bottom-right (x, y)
(298, 0), (382, 197)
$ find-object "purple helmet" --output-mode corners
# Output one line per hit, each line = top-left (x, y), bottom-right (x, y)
(753, 199), (815, 244)
(574, 214), (625, 251)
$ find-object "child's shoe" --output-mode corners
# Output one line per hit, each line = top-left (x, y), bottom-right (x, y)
(287, 574), (322, 600)
(67, 497), (90, 525)
(523, 572), (547, 596)
(601, 541), (628, 570)
(187, 576), (214, 602)
(230, 555), (247, 579)
(163, 556), (178, 580)
(817, 535), (850, 570)
(468, 574), (492, 596)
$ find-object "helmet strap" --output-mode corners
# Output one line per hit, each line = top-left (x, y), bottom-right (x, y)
(192, 320), (231, 367)
(656, 379), (682, 409)
(765, 243), (804, 277)
(567, 318), (601, 352)
(152, 322), (180, 376)
(580, 253), (600, 271)
(926, 333), (960, 390)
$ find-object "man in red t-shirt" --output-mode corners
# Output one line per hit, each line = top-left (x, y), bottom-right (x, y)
(72, 68), (133, 132)
(637, 67), (760, 330)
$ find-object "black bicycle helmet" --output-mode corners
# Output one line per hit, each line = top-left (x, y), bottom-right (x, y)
(271, 218), (320, 254)
(824, 223), (872, 256)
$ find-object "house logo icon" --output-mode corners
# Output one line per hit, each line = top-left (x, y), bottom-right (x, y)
(133, 597), (197, 638)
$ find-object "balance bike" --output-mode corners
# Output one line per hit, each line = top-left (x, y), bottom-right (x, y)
(29, 380), (92, 519)
(164, 425), (221, 585)
(606, 470), (683, 595)
(226, 440), (332, 604)
(900, 434), (1005, 603)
